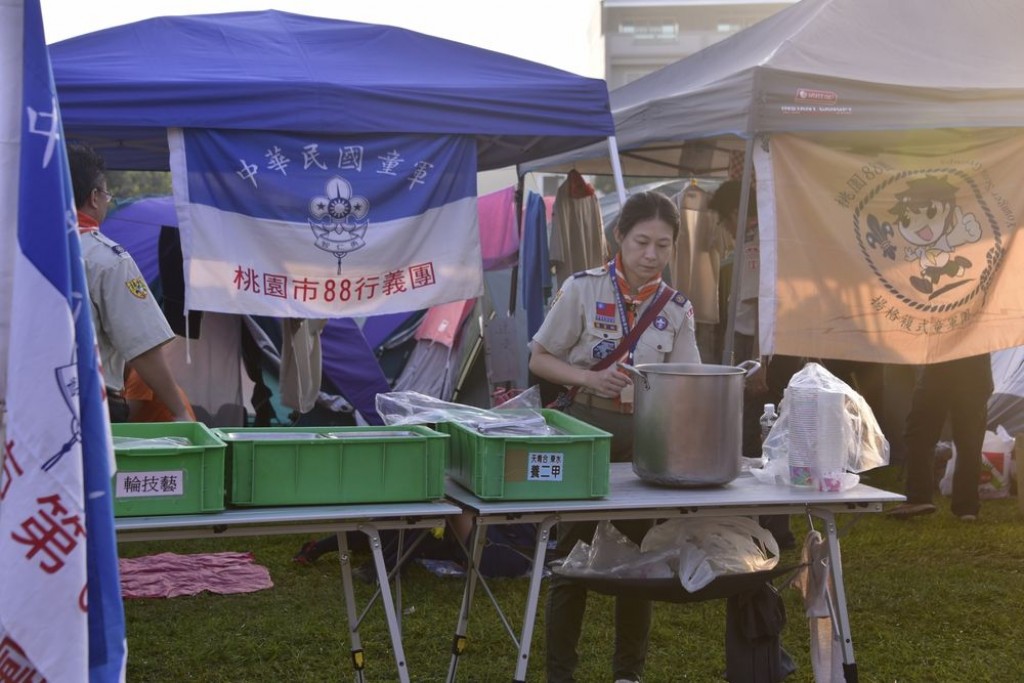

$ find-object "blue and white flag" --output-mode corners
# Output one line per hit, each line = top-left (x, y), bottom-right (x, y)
(169, 129), (485, 318)
(0, 0), (126, 681)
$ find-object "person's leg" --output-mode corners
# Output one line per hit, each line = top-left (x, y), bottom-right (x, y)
(901, 366), (949, 506)
(546, 575), (588, 683)
(612, 594), (651, 682)
(948, 355), (994, 518)
(546, 520), (597, 683)
(610, 518), (653, 682)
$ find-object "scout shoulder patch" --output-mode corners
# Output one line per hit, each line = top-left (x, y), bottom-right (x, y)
(92, 231), (129, 257)
(572, 265), (607, 279)
(671, 291), (689, 307)
(126, 277), (149, 299)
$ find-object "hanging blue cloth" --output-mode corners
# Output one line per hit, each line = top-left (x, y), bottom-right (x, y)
(522, 191), (552, 340)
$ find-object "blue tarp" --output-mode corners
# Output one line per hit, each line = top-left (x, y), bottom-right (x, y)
(49, 10), (614, 171)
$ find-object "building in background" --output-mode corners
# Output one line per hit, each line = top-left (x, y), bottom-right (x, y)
(602, 0), (795, 89)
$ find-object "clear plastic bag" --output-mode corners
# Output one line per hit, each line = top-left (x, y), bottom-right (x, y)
(555, 517), (779, 592)
(375, 386), (557, 436)
(642, 517), (779, 592)
(559, 521), (641, 574)
(111, 436), (192, 449)
(752, 362), (889, 491)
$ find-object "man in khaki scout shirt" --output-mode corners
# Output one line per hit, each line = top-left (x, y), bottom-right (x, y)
(68, 143), (191, 423)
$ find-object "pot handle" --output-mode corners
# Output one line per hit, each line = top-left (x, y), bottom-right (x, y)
(737, 359), (761, 377)
(616, 362), (649, 391)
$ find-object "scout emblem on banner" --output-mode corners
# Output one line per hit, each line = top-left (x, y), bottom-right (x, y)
(169, 129), (484, 318)
(755, 129), (1024, 364)
(308, 176), (370, 272)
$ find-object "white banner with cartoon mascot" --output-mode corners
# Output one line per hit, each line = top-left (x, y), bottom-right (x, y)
(754, 129), (1024, 364)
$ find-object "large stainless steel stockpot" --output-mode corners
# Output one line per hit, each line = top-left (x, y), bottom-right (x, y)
(620, 361), (759, 487)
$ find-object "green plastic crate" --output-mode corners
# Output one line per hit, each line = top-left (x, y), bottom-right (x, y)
(216, 425), (448, 506)
(111, 422), (227, 517)
(439, 409), (611, 500)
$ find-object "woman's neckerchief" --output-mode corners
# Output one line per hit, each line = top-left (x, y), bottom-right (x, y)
(608, 253), (663, 365)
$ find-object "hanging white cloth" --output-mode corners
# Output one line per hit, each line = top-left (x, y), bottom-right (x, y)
(279, 318), (327, 413)
(792, 530), (845, 683)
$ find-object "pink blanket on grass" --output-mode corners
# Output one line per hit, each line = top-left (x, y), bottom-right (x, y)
(119, 551), (273, 599)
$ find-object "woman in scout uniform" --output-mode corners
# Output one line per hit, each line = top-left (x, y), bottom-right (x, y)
(529, 190), (699, 683)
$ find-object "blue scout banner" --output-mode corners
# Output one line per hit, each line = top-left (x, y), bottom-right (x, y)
(169, 129), (484, 318)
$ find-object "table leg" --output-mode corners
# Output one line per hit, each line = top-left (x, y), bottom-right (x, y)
(446, 520), (488, 682)
(336, 530), (366, 683)
(359, 524), (412, 683)
(819, 511), (859, 683)
(512, 516), (557, 683)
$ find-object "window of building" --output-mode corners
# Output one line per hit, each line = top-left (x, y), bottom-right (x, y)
(618, 20), (679, 41)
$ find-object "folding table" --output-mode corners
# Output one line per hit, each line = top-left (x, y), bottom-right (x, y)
(116, 500), (461, 683)
(444, 463), (903, 682)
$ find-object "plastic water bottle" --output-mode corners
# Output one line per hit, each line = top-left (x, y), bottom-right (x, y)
(759, 403), (778, 445)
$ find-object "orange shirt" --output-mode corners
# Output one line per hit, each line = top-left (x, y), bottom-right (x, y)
(123, 367), (196, 422)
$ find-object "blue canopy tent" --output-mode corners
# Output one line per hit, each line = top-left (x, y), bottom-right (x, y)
(50, 10), (621, 421)
(48, 9), (616, 173)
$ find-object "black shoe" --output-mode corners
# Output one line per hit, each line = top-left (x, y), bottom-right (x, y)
(886, 502), (937, 519)
(292, 540), (320, 565)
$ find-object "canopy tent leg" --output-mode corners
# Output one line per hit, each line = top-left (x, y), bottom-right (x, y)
(722, 137), (757, 365)
(607, 135), (628, 208)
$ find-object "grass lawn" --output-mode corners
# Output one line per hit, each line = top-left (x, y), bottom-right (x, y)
(117, 466), (1024, 682)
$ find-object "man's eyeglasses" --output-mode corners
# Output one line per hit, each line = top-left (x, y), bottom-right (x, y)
(94, 187), (114, 203)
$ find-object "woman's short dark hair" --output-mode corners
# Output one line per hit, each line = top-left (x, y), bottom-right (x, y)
(617, 190), (680, 241)
(708, 179), (756, 217)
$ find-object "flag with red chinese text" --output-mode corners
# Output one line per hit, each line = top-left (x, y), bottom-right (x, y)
(0, 0), (126, 680)
(169, 128), (484, 318)
(753, 129), (1024, 364)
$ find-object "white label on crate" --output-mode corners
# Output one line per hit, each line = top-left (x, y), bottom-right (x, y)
(527, 452), (564, 481)
(115, 470), (185, 498)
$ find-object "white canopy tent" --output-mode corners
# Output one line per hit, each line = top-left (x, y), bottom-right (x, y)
(524, 0), (1024, 176)
(522, 0), (1024, 365)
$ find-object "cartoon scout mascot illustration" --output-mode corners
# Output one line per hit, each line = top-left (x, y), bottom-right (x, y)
(891, 175), (982, 295)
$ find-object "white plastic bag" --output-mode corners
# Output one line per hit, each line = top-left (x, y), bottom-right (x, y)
(939, 426), (1015, 499)
(753, 362), (889, 491)
(641, 517), (779, 592)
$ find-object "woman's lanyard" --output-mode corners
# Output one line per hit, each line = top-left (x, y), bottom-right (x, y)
(608, 259), (661, 366)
